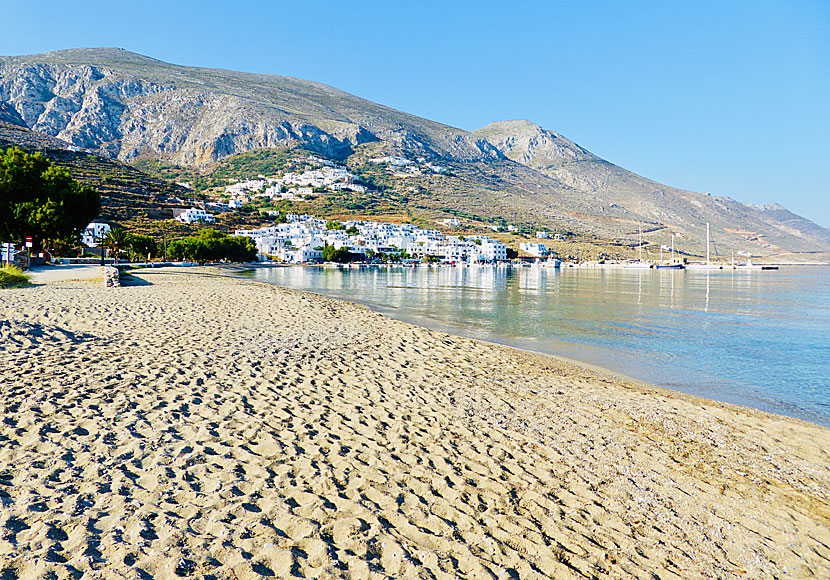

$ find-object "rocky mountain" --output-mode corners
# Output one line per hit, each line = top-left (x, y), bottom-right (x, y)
(1, 48), (828, 256)
(475, 120), (830, 255)
(0, 48), (501, 165)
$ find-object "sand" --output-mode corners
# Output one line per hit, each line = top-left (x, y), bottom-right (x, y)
(1, 268), (828, 580)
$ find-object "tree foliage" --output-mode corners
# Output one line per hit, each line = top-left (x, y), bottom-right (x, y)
(167, 229), (257, 264)
(321, 244), (354, 263)
(0, 147), (100, 247)
(129, 234), (157, 260)
(104, 227), (130, 261)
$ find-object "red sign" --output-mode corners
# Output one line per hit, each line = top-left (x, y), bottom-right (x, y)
(25, 236), (32, 242)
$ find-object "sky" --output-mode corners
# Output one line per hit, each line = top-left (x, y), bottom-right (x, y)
(2, 0), (829, 226)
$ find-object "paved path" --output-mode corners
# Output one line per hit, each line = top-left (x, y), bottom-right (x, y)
(27, 264), (103, 284)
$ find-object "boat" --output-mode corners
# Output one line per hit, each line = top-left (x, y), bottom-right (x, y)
(735, 258), (779, 271)
(623, 226), (653, 268)
(686, 223), (725, 270)
(541, 257), (561, 269)
(656, 233), (684, 269)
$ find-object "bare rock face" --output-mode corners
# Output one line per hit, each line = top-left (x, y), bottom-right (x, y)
(0, 48), (502, 165)
(475, 119), (598, 167)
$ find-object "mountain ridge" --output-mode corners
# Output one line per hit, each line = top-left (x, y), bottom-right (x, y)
(1, 47), (828, 255)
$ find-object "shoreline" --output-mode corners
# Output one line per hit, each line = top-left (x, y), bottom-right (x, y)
(2, 267), (829, 578)
(238, 262), (830, 429)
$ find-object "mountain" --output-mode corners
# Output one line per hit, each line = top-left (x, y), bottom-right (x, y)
(0, 47), (501, 165)
(1, 48), (828, 257)
(474, 120), (830, 255)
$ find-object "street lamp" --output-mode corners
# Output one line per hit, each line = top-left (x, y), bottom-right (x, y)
(99, 228), (105, 267)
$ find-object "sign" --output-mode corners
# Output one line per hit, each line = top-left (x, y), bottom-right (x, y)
(25, 236), (33, 248)
(1, 243), (13, 264)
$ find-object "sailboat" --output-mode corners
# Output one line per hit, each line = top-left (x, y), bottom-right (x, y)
(623, 226), (653, 268)
(656, 233), (683, 269)
(686, 223), (724, 270)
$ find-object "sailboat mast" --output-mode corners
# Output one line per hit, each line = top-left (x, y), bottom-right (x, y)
(638, 226), (643, 262)
(671, 234), (675, 263)
(706, 222), (710, 264)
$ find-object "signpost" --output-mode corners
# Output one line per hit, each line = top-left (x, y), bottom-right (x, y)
(1, 243), (13, 265)
(25, 236), (33, 268)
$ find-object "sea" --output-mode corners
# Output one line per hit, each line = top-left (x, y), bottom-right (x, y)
(245, 264), (830, 427)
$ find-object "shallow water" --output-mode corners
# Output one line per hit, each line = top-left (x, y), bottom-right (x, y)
(246, 264), (830, 427)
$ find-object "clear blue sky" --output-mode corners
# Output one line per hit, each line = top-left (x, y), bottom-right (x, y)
(2, 0), (829, 225)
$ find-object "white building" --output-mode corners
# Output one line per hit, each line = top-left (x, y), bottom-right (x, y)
(82, 222), (111, 247)
(477, 239), (507, 262)
(520, 242), (548, 257)
(174, 208), (215, 224)
(370, 156), (413, 166)
(536, 231), (550, 239)
(439, 218), (461, 228)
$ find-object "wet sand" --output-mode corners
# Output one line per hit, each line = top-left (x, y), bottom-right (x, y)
(1, 268), (828, 579)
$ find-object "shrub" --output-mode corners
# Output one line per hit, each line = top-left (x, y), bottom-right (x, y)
(0, 265), (30, 288)
(167, 229), (257, 264)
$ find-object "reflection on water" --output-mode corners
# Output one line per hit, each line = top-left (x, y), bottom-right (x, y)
(247, 265), (830, 427)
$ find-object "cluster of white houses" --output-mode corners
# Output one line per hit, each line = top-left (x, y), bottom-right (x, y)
(370, 155), (446, 175)
(233, 214), (509, 264)
(221, 160), (365, 208)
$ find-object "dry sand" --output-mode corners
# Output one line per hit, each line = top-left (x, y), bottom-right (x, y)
(1, 268), (828, 579)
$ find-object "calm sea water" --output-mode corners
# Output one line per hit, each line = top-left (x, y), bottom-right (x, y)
(245, 265), (830, 427)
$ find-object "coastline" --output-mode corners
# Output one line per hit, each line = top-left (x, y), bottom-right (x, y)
(243, 262), (830, 427)
(2, 267), (829, 579)
(240, 265), (830, 431)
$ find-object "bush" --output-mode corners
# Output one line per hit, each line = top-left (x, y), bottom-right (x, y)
(167, 229), (257, 264)
(0, 265), (30, 288)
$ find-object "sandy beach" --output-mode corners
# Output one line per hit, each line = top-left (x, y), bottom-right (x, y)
(1, 268), (829, 579)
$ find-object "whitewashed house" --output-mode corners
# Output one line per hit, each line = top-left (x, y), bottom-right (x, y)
(174, 208), (215, 224)
(520, 242), (548, 257)
(477, 238), (508, 262)
(82, 222), (111, 247)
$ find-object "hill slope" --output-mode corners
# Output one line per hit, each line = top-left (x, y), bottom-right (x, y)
(2, 48), (828, 256)
(475, 120), (830, 255)
(0, 48), (501, 165)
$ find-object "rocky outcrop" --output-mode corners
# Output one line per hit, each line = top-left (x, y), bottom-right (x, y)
(475, 119), (598, 167)
(0, 48), (503, 165)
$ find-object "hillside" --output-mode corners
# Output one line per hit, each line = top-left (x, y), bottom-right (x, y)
(0, 48), (500, 165)
(2, 48), (828, 257)
(0, 121), (269, 237)
(474, 120), (830, 256)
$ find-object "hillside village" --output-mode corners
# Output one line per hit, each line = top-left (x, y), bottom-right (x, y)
(161, 154), (555, 264)
(233, 214), (516, 263)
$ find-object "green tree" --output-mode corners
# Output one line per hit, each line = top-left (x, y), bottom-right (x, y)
(167, 229), (257, 264)
(129, 234), (157, 260)
(0, 147), (100, 249)
(345, 225), (359, 235)
(104, 227), (129, 262)
(322, 244), (353, 263)
(326, 220), (345, 231)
